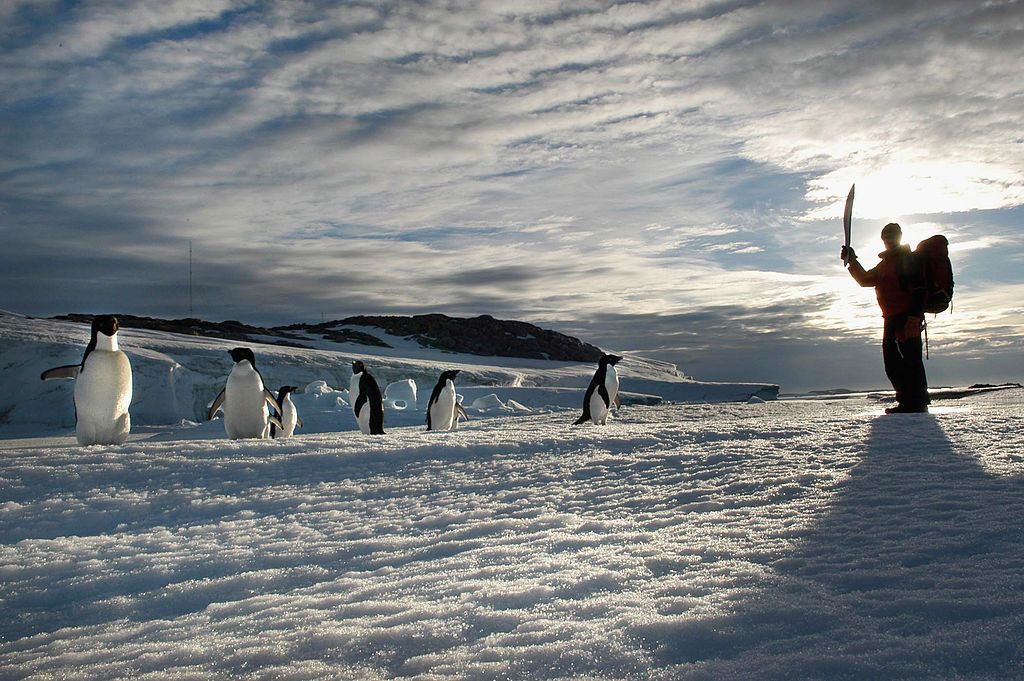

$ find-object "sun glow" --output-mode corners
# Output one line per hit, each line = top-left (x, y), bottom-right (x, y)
(805, 160), (1024, 221)
(804, 275), (880, 335)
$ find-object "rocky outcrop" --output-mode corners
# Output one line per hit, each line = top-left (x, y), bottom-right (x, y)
(272, 322), (391, 347)
(51, 313), (604, 362)
(52, 314), (321, 349)
(336, 314), (604, 362)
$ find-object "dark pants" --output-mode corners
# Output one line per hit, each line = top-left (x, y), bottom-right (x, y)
(883, 315), (929, 409)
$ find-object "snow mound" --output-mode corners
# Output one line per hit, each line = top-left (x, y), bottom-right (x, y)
(469, 393), (508, 411)
(384, 379), (417, 410)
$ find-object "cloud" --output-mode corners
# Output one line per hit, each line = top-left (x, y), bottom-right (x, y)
(1, 0), (1022, 389)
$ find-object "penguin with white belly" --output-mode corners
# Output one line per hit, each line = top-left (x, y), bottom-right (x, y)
(207, 347), (282, 439)
(40, 315), (133, 445)
(573, 354), (623, 426)
(270, 385), (303, 438)
(350, 360), (385, 435)
(426, 369), (469, 431)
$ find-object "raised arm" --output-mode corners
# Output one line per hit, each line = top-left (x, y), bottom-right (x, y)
(841, 246), (876, 287)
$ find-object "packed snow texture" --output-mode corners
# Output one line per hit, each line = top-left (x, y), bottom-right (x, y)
(2, 390), (1022, 680)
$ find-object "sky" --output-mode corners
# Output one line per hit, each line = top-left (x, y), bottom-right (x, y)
(1, 0), (1022, 393)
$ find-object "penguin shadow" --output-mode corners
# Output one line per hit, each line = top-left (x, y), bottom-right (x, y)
(633, 413), (1024, 679)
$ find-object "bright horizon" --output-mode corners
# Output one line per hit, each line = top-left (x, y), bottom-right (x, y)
(2, 1), (1022, 393)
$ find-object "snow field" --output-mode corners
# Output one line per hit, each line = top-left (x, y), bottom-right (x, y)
(3, 392), (1021, 679)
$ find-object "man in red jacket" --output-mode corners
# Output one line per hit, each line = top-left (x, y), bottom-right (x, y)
(842, 222), (929, 413)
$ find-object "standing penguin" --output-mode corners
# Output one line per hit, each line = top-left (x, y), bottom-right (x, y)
(207, 347), (281, 439)
(40, 315), (133, 445)
(573, 354), (623, 426)
(270, 385), (303, 438)
(426, 369), (470, 431)
(350, 360), (385, 435)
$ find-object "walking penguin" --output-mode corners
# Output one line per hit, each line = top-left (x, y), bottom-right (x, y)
(270, 385), (303, 438)
(40, 315), (133, 445)
(207, 347), (281, 439)
(573, 354), (623, 426)
(426, 369), (469, 431)
(350, 360), (385, 434)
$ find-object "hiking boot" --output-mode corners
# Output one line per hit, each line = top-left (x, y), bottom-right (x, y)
(885, 404), (929, 414)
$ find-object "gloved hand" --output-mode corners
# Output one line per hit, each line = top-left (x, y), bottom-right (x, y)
(897, 316), (922, 342)
(840, 245), (856, 262)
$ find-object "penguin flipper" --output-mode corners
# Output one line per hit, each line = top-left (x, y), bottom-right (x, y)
(614, 393), (621, 408)
(207, 389), (226, 420)
(455, 403), (469, 421)
(296, 416), (303, 429)
(269, 415), (283, 429)
(354, 393), (368, 419)
(574, 383), (596, 425)
(264, 390), (281, 414)
(41, 364), (80, 380)
(369, 404), (385, 435)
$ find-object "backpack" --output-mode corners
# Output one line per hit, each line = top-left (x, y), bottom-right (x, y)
(914, 235), (954, 314)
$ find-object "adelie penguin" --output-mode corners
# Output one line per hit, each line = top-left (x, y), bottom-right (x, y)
(207, 348), (282, 439)
(350, 360), (385, 435)
(40, 315), (133, 445)
(426, 369), (469, 431)
(573, 354), (623, 426)
(270, 385), (303, 438)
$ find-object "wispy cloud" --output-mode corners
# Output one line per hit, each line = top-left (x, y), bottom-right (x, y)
(1, 0), (1021, 389)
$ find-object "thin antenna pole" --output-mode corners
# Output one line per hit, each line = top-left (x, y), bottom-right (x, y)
(188, 240), (193, 318)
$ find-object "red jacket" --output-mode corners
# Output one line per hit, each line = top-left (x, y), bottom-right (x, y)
(848, 245), (922, 318)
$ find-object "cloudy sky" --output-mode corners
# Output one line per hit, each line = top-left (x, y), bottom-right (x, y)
(2, 0), (1022, 392)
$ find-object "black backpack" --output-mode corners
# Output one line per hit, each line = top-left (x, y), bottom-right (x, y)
(914, 235), (954, 314)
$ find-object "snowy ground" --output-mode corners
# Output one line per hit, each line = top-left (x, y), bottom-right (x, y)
(2, 389), (1022, 680)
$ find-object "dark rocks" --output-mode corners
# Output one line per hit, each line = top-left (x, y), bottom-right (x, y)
(52, 313), (605, 362)
(274, 322), (391, 348)
(53, 314), (291, 343)
(336, 314), (604, 361)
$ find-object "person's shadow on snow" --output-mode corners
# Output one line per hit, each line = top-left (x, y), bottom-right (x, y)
(640, 413), (1024, 679)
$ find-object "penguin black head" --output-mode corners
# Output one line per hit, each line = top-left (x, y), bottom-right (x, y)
(352, 360), (366, 375)
(229, 347), (256, 368)
(600, 354), (623, 366)
(276, 385), (299, 403)
(440, 369), (461, 381)
(92, 315), (119, 337)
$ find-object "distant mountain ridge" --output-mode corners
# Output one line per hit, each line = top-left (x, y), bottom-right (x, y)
(52, 313), (605, 362)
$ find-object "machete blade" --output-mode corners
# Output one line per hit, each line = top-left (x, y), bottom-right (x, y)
(843, 183), (855, 266)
